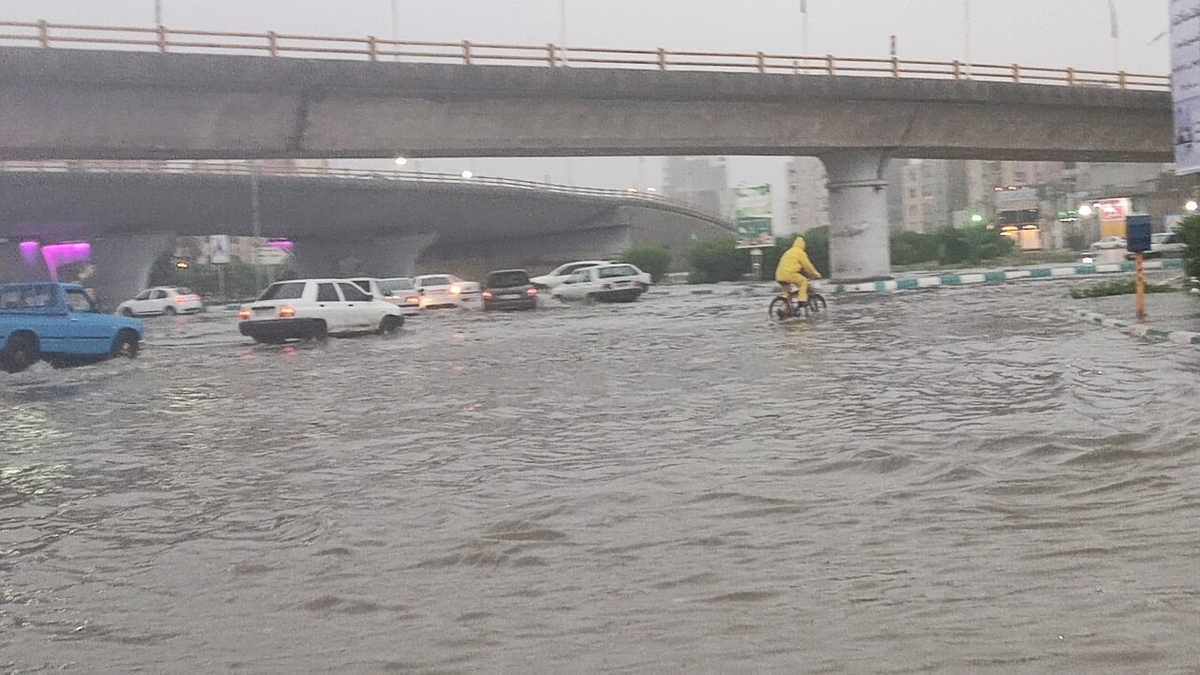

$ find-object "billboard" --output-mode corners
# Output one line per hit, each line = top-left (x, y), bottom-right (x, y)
(734, 184), (775, 249)
(1172, 0), (1200, 174)
(208, 235), (231, 264)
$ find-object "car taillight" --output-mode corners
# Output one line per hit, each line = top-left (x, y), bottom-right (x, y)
(238, 307), (251, 320)
(482, 290), (494, 300)
(278, 305), (296, 318)
(526, 287), (538, 296)
(174, 296), (186, 303)
(449, 285), (462, 295)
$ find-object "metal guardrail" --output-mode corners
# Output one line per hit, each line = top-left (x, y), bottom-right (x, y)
(0, 19), (1170, 91)
(0, 160), (737, 231)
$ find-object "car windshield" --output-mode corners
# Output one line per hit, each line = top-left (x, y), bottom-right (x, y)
(175, 287), (194, 296)
(486, 271), (530, 287)
(419, 276), (452, 287)
(379, 278), (414, 293)
(257, 281), (305, 301)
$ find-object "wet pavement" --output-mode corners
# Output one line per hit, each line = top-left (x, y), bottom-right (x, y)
(2, 280), (1199, 674)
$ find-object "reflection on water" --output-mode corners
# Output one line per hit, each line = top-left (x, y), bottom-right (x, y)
(1, 282), (1198, 674)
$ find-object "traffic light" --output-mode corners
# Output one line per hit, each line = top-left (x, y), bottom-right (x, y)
(175, 260), (190, 270)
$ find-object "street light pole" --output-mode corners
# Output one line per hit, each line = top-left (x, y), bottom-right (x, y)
(390, 0), (399, 61)
(154, 0), (162, 26)
(963, 0), (971, 78)
(251, 161), (263, 291)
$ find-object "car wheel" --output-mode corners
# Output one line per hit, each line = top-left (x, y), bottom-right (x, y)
(120, 307), (134, 317)
(162, 305), (176, 316)
(309, 321), (328, 341)
(110, 330), (140, 359)
(1, 332), (40, 374)
(377, 315), (403, 335)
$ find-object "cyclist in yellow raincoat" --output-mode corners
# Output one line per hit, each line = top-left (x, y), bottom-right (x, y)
(774, 236), (821, 308)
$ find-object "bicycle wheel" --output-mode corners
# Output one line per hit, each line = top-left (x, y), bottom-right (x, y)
(807, 293), (828, 313)
(767, 296), (791, 321)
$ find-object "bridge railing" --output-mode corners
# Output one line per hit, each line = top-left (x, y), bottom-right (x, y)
(0, 19), (1170, 91)
(0, 159), (737, 231)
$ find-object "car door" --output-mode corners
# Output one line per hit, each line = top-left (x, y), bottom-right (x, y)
(129, 289), (153, 314)
(314, 282), (346, 332)
(150, 289), (169, 313)
(64, 287), (111, 355)
(337, 281), (376, 330)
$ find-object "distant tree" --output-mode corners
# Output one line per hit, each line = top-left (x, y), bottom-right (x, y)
(620, 245), (671, 282)
(1176, 215), (1200, 279)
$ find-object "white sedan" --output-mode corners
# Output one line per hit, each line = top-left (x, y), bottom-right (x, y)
(530, 260), (614, 290)
(117, 286), (203, 316)
(414, 274), (481, 309)
(1090, 236), (1126, 250)
(550, 263), (651, 303)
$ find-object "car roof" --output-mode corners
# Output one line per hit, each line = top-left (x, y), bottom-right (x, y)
(487, 269), (528, 274)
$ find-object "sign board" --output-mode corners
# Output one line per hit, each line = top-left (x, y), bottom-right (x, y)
(1172, 0), (1200, 174)
(1164, 214), (1187, 232)
(993, 187), (1039, 209)
(209, 234), (231, 264)
(1095, 198), (1131, 221)
(254, 246), (291, 266)
(734, 184), (775, 249)
(1126, 214), (1153, 253)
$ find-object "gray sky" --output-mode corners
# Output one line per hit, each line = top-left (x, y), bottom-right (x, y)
(2, 0), (1173, 207)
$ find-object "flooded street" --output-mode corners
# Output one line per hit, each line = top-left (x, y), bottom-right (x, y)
(3, 282), (1199, 674)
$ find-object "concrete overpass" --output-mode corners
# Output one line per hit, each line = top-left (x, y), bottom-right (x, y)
(0, 164), (735, 300)
(0, 28), (1173, 282)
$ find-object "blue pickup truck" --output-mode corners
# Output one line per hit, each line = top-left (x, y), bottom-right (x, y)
(0, 282), (144, 373)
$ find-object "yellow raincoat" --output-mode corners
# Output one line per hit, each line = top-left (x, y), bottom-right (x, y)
(774, 236), (820, 303)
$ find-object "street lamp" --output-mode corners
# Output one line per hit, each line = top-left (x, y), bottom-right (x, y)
(1186, 200), (1198, 212)
(460, 170), (473, 179)
(1078, 204), (1093, 217)
(394, 156), (408, 166)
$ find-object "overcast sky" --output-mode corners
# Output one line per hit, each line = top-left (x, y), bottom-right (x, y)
(2, 1), (1173, 205)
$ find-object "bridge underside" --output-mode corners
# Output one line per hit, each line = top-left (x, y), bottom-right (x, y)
(0, 171), (733, 299)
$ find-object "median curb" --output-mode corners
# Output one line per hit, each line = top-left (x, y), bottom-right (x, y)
(831, 259), (1184, 294)
(1069, 308), (1200, 345)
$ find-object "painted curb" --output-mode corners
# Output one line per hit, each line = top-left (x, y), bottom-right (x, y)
(1070, 308), (1200, 346)
(832, 258), (1184, 295)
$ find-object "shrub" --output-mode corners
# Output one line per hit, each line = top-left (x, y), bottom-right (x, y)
(687, 237), (748, 283)
(620, 245), (672, 282)
(1068, 279), (1176, 299)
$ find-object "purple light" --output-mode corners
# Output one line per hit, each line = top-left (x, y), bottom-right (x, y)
(19, 241), (40, 266)
(41, 242), (91, 282)
(266, 239), (294, 251)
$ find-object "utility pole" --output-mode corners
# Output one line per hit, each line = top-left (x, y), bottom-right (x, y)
(963, 0), (971, 78)
(800, 0), (809, 55)
(559, 0), (569, 66)
(154, 0), (162, 26)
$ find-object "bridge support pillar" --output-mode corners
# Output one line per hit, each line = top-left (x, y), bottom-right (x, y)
(0, 241), (51, 282)
(90, 233), (176, 308)
(821, 150), (891, 282)
(294, 233), (439, 278)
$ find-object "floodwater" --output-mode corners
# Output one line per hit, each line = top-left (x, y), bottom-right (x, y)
(2, 281), (1199, 674)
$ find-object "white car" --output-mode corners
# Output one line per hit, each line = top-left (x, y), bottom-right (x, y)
(1090, 236), (1126, 250)
(413, 274), (481, 309)
(550, 263), (652, 303)
(117, 286), (203, 316)
(237, 278), (404, 343)
(351, 277), (420, 316)
(530, 260), (614, 290)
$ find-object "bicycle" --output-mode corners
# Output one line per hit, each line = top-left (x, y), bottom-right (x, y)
(768, 282), (827, 321)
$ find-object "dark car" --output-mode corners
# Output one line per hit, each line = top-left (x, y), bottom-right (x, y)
(482, 269), (539, 311)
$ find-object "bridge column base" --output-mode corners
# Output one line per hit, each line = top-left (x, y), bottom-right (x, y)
(294, 233), (439, 278)
(90, 233), (176, 307)
(821, 150), (891, 282)
(0, 241), (51, 282)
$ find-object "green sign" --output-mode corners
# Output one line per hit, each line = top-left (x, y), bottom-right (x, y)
(734, 184), (775, 249)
